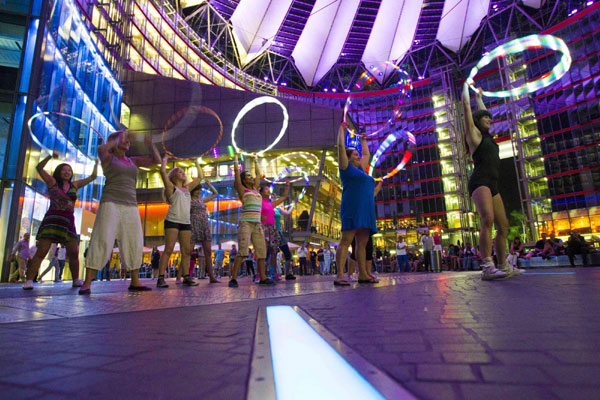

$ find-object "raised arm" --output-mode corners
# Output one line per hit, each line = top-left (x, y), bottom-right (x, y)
(159, 156), (175, 198)
(462, 81), (481, 154)
(337, 124), (349, 170)
(131, 137), (161, 168)
(202, 181), (218, 203)
(36, 153), (57, 187)
(271, 184), (289, 208)
(187, 160), (205, 192)
(98, 136), (117, 166)
(233, 153), (245, 198)
(73, 159), (98, 189)
(475, 88), (486, 111)
(374, 180), (383, 196)
(277, 206), (292, 216)
(253, 156), (261, 191)
(360, 135), (370, 170)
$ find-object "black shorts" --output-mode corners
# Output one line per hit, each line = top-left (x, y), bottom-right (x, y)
(164, 220), (191, 231)
(350, 234), (373, 261)
(468, 178), (499, 197)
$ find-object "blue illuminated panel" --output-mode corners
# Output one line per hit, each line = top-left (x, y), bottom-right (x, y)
(266, 306), (386, 400)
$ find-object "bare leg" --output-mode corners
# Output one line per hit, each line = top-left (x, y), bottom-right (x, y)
(492, 194), (509, 266)
(64, 240), (80, 282)
(471, 186), (495, 260)
(335, 230), (355, 280)
(178, 230), (191, 276)
(354, 229), (371, 280)
(159, 228), (179, 276)
(202, 240), (218, 282)
(231, 255), (245, 279)
(257, 258), (267, 281)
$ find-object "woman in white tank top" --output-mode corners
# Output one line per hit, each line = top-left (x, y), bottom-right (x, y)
(156, 156), (205, 288)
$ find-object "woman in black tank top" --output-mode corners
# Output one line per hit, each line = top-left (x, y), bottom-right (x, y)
(462, 82), (513, 281)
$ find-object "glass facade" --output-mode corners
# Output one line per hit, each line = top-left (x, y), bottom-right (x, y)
(2, 0), (600, 279)
(0, 0), (121, 281)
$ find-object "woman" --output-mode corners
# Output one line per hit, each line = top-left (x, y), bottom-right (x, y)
(335, 123), (378, 286)
(462, 83), (515, 280)
(80, 131), (160, 294)
(189, 160), (220, 283)
(155, 156), (202, 288)
(274, 207), (295, 280)
(151, 246), (160, 279)
(506, 236), (525, 271)
(260, 185), (288, 281)
(23, 153), (98, 290)
(245, 248), (255, 280)
(228, 153), (270, 288)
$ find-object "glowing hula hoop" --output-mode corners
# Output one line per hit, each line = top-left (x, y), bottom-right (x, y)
(263, 152), (319, 184)
(269, 165), (310, 210)
(367, 130), (416, 181)
(232, 96), (288, 156)
(161, 105), (223, 161)
(467, 34), (571, 98)
(27, 111), (106, 154)
(343, 62), (412, 137)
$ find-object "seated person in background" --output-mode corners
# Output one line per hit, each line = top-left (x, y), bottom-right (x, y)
(548, 233), (566, 256)
(567, 230), (590, 267)
(524, 233), (552, 259)
(407, 251), (417, 272)
(462, 242), (475, 271)
(506, 236), (525, 268)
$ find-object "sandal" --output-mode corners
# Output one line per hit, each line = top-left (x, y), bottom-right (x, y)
(358, 278), (378, 284)
(78, 288), (91, 295)
(128, 285), (152, 292)
(334, 280), (350, 286)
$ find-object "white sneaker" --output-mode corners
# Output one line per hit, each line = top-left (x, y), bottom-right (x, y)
(481, 262), (507, 281)
(499, 262), (524, 277)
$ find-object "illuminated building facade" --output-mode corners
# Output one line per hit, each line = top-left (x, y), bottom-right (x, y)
(2, 0), (599, 280)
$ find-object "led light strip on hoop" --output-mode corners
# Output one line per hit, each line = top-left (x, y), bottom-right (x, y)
(27, 111), (106, 157)
(467, 34), (571, 98)
(263, 152), (319, 184)
(367, 130), (416, 181)
(343, 62), (413, 138)
(161, 105), (223, 161)
(269, 165), (310, 210)
(232, 96), (288, 156)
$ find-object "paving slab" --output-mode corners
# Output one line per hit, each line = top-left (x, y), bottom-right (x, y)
(0, 268), (598, 399)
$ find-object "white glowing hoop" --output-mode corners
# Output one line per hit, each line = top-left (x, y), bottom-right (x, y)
(467, 34), (571, 98)
(231, 96), (288, 156)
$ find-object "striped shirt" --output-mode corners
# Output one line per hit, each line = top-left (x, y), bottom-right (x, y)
(240, 188), (262, 223)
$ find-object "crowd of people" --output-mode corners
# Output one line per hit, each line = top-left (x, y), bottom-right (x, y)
(8, 118), (597, 291)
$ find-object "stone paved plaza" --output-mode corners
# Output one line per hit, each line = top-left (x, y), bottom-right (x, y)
(0, 268), (599, 399)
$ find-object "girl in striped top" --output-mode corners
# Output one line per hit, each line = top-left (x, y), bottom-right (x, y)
(228, 153), (270, 287)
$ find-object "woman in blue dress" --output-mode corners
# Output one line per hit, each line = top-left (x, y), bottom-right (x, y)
(334, 124), (378, 286)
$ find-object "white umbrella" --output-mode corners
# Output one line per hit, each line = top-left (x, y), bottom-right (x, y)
(211, 240), (238, 251)
(157, 243), (180, 252)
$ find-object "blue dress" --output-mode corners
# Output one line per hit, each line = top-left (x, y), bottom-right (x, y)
(339, 164), (377, 233)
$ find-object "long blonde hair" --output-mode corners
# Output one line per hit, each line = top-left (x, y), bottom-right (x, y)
(164, 167), (187, 203)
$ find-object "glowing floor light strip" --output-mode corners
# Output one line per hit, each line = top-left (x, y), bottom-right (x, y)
(266, 306), (386, 400)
